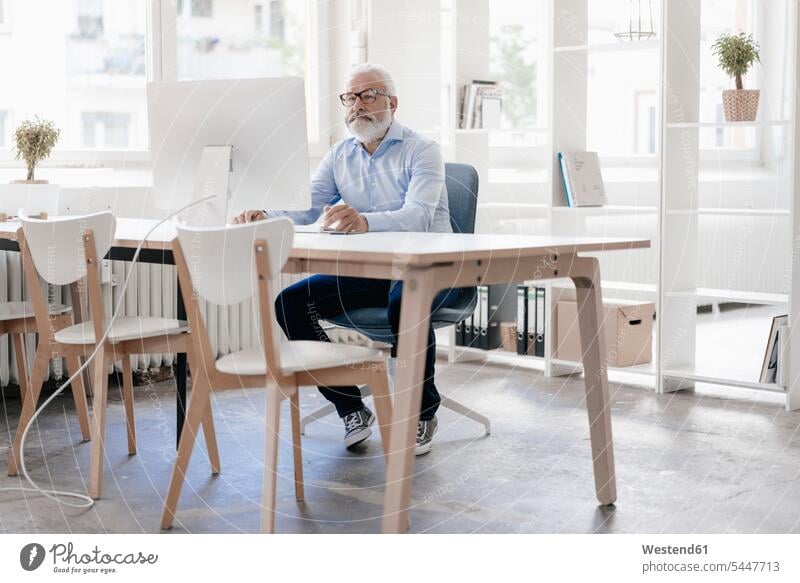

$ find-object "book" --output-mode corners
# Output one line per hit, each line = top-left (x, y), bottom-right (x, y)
(557, 151), (607, 207)
(760, 315), (788, 384)
(460, 80), (497, 129)
(478, 88), (502, 129)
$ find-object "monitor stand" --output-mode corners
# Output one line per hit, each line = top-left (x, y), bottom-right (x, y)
(181, 145), (233, 226)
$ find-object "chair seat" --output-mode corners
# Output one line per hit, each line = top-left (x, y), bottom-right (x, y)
(215, 340), (385, 376)
(54, 316), (188, 345)
(0, 301), (71, 322)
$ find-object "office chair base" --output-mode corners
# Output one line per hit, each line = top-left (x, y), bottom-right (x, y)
(300, 386), (491, 436)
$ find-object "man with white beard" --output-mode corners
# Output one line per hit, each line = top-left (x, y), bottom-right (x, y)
(234, 64), (455, 455)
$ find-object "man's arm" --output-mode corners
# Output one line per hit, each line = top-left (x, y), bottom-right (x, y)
(361, 140), (444, 232)
(266, 148), (340, 224)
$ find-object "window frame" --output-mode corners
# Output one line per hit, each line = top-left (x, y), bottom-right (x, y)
(0, 0), (330, 166)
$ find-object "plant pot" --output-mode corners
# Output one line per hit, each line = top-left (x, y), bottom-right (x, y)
(11, 179), (49, 184)
(722, 89), (760, 122)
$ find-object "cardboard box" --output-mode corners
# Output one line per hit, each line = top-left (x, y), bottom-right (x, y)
(555, 300), (655, 367)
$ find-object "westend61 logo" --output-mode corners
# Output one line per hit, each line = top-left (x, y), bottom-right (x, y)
(19, 542), (159, 575)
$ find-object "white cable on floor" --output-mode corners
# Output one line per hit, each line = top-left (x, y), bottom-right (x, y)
(0, 195), (216, 508)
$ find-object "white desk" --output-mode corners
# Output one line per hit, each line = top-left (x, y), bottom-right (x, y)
(1, 219), (650, 533)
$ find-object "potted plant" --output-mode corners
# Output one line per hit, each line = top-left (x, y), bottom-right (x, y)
(711, 32), (761, 122)
(13, 116), (60, 184)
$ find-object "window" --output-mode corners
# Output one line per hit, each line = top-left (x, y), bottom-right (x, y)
(76, 0), (103, 39)
(0, 0), (146, 153)
(0, 111), (7, 148)
(0, 1), (327, 161)
(254, 3), (263, 34)
(177, 0), (304, 80)
(175, 0), (315, 143)
(81, 112), (132, 148)
(0, 0), (10, 32)
(269, 0), (284, 40)
(586, 1), (660, 157)
(634, 92), (657, 154)
(488, 0), (543, 130)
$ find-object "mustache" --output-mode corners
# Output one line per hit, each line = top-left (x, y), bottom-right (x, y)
(347, 110), (377, 124)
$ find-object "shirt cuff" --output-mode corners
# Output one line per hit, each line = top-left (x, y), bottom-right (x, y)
(361, 212), (389, 232)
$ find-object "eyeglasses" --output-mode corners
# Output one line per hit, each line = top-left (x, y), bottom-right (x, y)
(339, 88), (392, 107)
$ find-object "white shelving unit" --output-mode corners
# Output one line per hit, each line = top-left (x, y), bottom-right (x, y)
(658, 0), (798, 408)
(435, 0), (800, 410)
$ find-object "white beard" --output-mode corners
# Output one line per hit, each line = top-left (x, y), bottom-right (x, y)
(346, 110), (393, 144)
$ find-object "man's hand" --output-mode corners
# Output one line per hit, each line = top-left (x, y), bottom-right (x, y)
(323, 204), (368, 233)
(232, 210), (267, 224)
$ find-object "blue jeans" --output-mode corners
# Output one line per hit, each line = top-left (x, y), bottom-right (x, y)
(274, 276), (458, 420)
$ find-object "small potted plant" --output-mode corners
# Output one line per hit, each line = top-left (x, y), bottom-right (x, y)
(711, 32), (761, 122)
(13, 116), (61, 184)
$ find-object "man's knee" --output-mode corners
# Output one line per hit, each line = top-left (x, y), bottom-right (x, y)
(274, 285), (307, 333)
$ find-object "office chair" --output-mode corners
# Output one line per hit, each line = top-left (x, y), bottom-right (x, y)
(301, 162), (490, 436)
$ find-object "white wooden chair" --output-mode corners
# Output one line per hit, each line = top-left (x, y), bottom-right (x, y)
(17, 211), (219, 498)
(163, 217), (392, 533)
(2, 298), (91, 477)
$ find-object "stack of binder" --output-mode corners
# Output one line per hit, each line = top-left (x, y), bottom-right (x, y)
(456, 285), (516, 350)
(516, 285), (546, 357)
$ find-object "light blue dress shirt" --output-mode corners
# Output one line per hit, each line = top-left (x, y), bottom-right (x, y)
(271, 119), (452, 233)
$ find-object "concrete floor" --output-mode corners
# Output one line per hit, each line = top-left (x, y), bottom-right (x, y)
(1, 351), (800, 534)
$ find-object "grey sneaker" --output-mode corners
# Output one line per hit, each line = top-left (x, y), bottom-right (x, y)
(342, 407), (375, 448)
(415, 417), (438, 456)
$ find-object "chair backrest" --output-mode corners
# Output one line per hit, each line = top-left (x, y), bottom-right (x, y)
(175, 217), (294, 374)
(442, 163), (479, 314)
(19, 211), (116, 285)
(175, 217), (294, 306)
(444, 162), (478, 235)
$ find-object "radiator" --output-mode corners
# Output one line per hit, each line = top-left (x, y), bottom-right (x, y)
(0, 253), (180, 387)
(0, 251), (308, 388)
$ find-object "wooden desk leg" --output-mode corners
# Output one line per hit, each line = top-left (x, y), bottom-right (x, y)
(382, 267), (437, 534)
(569, 256), (617, 506)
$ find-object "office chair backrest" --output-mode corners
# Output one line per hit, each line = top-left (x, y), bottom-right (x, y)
(175, 217), (295, 306)
(19, 211), (116, 285)
(443, 163), (479, 314)
(444, 163), (479, 235)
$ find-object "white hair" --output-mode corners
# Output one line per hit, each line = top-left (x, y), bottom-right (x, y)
(347, 63), (397, 96)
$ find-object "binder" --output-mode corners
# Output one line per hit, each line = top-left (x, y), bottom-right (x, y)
(486, 286), (503, 350)
(471, 300), (482, 347)
(478, 285), (489, 350)
(534, 287), (546, 357)
(516, 286), (528, 355)
(526, 287), (537, 355)
(455, 319), (464, 346)
(464, 313), (474, 347)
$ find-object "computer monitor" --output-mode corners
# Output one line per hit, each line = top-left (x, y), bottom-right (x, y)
(147, 77), (311, 225)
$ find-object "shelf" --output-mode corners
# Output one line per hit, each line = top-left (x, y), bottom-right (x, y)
(661, 366), (784, 393)
(554, 39), (659, 53)
(666, 120), (792, 129)
(663, 288), (788, 305)
(552, 358), (656, 376)
(665, 208), (790, 217)
(551, 205), (658, 214)
(480, 202), (547, 210)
